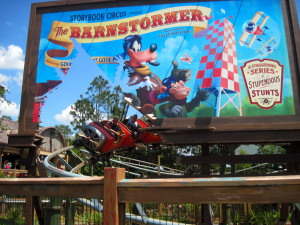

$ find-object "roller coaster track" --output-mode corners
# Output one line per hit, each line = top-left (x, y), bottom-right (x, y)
(44, 146), (184, 178)
(112, 155), (184, 176)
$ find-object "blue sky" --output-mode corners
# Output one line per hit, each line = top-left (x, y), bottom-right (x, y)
(1, 0), (300, 128)
(0, 0), (56, 121)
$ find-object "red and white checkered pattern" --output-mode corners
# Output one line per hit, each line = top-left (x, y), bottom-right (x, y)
(194, 18), (240, 93)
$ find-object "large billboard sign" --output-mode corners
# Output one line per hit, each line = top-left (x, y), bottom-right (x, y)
(19, 0), (300, 143)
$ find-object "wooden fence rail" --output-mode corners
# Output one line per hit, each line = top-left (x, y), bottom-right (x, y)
(0, 168), (300, 224)
(0, 169), (27, 177)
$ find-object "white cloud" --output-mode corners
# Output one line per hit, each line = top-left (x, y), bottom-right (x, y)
(0, 99), (19, 117)
(0, 45), (24, 70)
(54, 105), (74, 125)
(0, 73), (10, 88)
(158, 36), (187, 62)
(0, 71), (23, 89)
(13, 71), (23, 86)
(190, 45), (200, 55)
(157, 36), (199, 64)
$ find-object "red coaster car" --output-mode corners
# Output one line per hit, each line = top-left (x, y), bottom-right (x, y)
(79, 119), (161, 154)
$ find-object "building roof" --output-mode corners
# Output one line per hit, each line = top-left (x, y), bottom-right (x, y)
(0, 119), (18, 145)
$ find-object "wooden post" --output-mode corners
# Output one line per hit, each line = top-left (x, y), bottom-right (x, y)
(13, 168), (16, 178)
(103, 167), (125, 225)
(1, 195), (5, 216)
(44, 197), (63, 225)
(157, 155), (161, 176)
(201, 145), (213, 225)
(118, 201), (126, 225)
(280, 142), (299, 222)
(244, 203), (251, 218)
(219, 204), (223, 223)
(229, 145), (236, 175)
(221, 145), (231, 225)
(222, 204), (231, 225)
(243, 203), (247, 217)
(25, 147), (37, 225)
(0, 147), (3, 169)
(157, 155), (163, 217)
(89, 164), (94, 176)
(33, 196), (45, 225)
(25, 196), (34, 225)
(65, 199), (75, 225)
(194, 204), (200, 224)
(201, 145), (210, 174)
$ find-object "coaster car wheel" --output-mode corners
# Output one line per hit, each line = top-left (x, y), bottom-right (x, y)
(79, 124), (106, 152)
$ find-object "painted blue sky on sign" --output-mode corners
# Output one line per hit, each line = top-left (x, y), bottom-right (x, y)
(0, 0), (300, 128)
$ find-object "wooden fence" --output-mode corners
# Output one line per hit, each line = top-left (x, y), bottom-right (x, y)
(0, 167), (300, 224)
(0, 169), (27, 177)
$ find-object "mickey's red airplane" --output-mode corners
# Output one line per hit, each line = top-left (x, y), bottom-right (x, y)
(239, 11), (269, 48)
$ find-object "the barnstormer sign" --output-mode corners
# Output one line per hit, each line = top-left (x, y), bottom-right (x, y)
(33, 0), (296, 125)
(19, 0), (300, 144)
(45, 6), (211, 68)
(241, 59), (284, 109)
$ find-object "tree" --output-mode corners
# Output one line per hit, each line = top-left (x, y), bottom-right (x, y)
(2, 115), (12, 120)
(0, 85), (8, 131)
(85, 76), (111, 121)
(70, 95), (94, 131)
(70, 76), (125, 132)
(109, 85), (126, 119)
(55, 124), (74, 146)
(257, 144), (285, 154)
(0, 85), (4, 99)
(55, 124), (73, 139)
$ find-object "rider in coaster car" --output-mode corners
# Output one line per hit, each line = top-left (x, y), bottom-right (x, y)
(110, 116), (122, 141)
(126, 114), (147, 149)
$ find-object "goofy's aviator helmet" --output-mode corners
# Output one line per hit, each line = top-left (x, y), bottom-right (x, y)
(118, 35), (142, 59)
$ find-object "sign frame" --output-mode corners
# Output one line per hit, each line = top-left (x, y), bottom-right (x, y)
(19, 0), (300, 144)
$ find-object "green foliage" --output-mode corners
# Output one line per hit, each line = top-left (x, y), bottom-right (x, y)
(257, 145), (285, 154)
(70, 95), (95, 131)
(242, 96), (295, 116)
(80, 163), (104, 176)
(220, 103), (241, 117)
(70, 76), (125, 131)
(0, 86), (7, 131)
(263, 211), (280, 225)
(110, 85), (127, 118)
(188, 103), (214, 117)
(92, 163), (105, 176)
(0, 86), (4, 99)
(86, 76), (111, 120)
(54, 124), (74, 144)
(0, 122), (7, 132)
(130, 203), (195, 224)
(233, 211), (241, 225)
(2, 115), (12, 120)
(77, 211), (103, 224)
(174, 95), (295, 118)
(120, 145), (190, 173)
(0, 209), (25, 224)
(248, 209), (279, 225)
